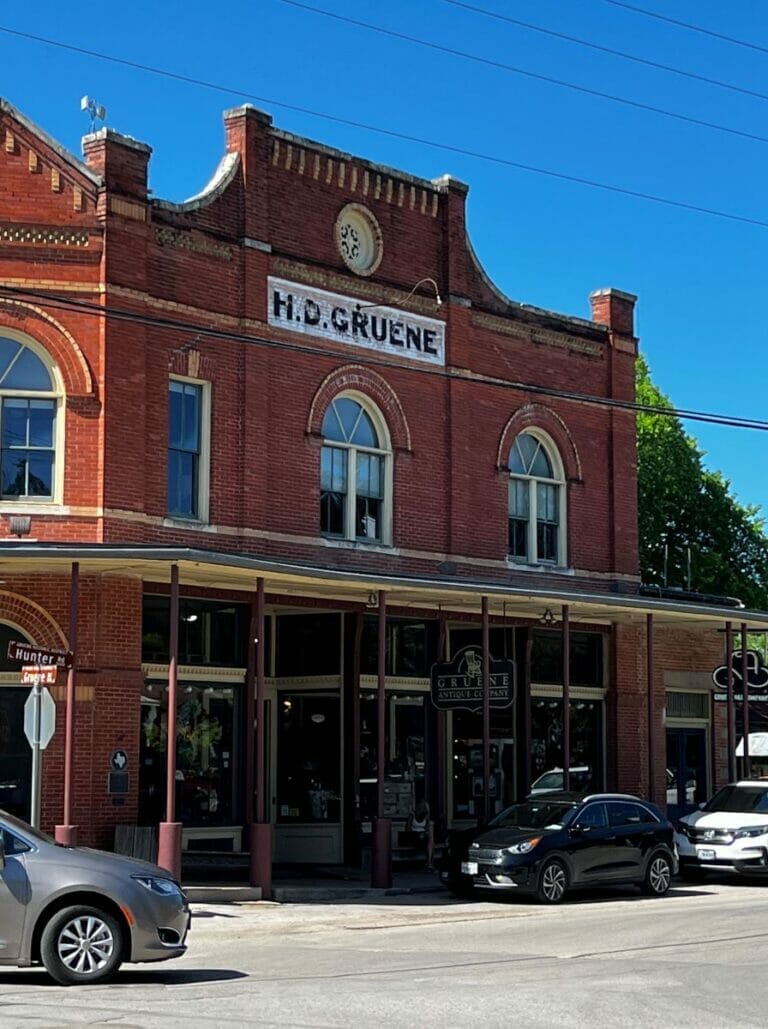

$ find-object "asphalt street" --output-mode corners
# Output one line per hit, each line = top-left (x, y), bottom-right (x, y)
(1, 876), (767, 1028)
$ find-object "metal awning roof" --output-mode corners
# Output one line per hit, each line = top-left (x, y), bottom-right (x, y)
(0, 542), (765, 629)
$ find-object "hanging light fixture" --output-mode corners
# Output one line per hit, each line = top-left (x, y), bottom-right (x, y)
(539, 608), (557, 627)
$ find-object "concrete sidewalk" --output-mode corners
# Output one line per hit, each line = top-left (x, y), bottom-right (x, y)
(186, 867), (444, 904)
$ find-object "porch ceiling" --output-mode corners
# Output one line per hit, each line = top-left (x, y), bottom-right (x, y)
(0, 543), (766, 631)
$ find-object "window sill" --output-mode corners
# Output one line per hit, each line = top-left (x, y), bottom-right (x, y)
(0, 501), (64, 513)
(321, 537), (398, 555)
(506, 559), (574, 575)
(162, 516), (210, 530)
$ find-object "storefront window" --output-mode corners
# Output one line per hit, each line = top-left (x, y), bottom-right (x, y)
(275, 614), (341, 677)
(530, 698), (603, 790)
(359, 691), (426, 822)
(531, 631), (604, 686)
(451, 709), (516, 820)
(448, 627), (514, 660)
(0, 623), (33, 820)
(138, 682), (238, 826)
(142, 595), (250, 667)
(276, 693), (341, 822)
(360, 618), (430, 677)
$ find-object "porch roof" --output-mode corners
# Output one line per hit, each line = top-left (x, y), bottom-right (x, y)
(0, 542), (766, 631)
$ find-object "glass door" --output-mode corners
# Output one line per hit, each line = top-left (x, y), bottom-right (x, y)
(666, 727), (707, 820)
(276, 693), (341, 823)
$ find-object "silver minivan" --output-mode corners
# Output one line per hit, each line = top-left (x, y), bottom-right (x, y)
(0, 809), (189, 985)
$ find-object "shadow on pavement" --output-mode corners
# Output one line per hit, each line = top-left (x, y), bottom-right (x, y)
(0, 967), (247, 988)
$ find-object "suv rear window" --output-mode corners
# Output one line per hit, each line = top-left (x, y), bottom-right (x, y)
(705, 785), (768, 814)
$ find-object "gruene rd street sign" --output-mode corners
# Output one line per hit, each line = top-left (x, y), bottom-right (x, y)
(20, 665), (58, 687)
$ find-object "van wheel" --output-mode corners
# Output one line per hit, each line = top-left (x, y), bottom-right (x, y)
(642, 852), (672, 896)
(40, 905), (123, 986)
(537, 858), (568, 904)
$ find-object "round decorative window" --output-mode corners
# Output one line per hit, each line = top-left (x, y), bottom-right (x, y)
(334, 204), (383, 276)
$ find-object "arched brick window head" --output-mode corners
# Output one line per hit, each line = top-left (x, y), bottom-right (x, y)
(0, 336), (59, 501)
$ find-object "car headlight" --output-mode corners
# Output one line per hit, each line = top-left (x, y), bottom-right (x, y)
(675, 821), (691, 835)
(132, 875), (183, 898)
(506, 837), (541, 855)
(733, 826), (768, 840)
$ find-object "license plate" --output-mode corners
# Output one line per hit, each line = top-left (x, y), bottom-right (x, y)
(697, 848), (716, 861)
(461, 861), (478, 875)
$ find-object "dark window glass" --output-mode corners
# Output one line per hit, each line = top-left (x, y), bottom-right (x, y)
(530, 698), (603, 791)
(0, 829), (31, 855)
(277, 693), (340, 822)
(275, 614), (341, 677)
(448, 627), (514, 660)
(0, 342), (52, 390)
(360, 618), (430, 677)
(359, 691), (426, 822)
(451, 708), (516, 820)
(705, 785), (768, 814)
(531, 631), (603, 686)
(575, 802), (608, 829)
(168, 380), (202, 518)
(607, 801), (647, 828)
(1, 398), (55, 498)
(141, 596), (249, 667)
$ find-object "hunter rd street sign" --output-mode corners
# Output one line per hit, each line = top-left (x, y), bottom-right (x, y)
(7, 641), (72, 668)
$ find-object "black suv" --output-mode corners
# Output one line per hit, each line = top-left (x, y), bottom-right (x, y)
(441, 793), (677, 903)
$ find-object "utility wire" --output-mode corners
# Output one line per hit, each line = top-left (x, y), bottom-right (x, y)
(2, 283), (767, 433)
(1, 23), (768, 229)
(279, 0), (768, 148)
(444, 0), (768, 105)
(601, 0), (768, 57)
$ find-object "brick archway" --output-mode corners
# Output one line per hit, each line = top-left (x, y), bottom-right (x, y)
(0, 298), (95, 396)
(0, 592), (67, 649)
(496, 403), (582, 481)
(307, 364), (412, 451)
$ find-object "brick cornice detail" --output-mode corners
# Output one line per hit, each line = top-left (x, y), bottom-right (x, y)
(307, 364), (412, 451)
(496, 403), (582, 480)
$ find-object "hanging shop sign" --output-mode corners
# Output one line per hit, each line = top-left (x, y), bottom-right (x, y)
(712, 649), (768, 703)
(267, 277), (445, 367)
(430, 646), (515, 712)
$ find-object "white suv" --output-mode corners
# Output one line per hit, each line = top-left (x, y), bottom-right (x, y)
(675, 781), (768, 879)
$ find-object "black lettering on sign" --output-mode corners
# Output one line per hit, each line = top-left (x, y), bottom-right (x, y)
(405, 325), (422, 351)
(423, 328), (438, 355)
(304, 299), (321, 326)
(370, 315), (387, 343)
(331, 306), (349, 332)
(351, 310), (369, 339)
(389, 321), (404, 346)
(273, 290), (293, 321)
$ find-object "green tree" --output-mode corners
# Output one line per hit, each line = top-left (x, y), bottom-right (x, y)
(636, 356), (768, 609)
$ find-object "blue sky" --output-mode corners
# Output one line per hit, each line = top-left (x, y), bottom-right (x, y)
(3, 1), (767, 515)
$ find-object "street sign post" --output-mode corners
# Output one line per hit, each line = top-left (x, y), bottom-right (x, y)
(23, 682), (57, 830)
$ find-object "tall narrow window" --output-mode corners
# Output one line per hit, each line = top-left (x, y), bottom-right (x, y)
(320, 395), (390, 543)
(508, 431), (564, 565)
(0, 336), (57, 500)
(168, 379), (204, 519)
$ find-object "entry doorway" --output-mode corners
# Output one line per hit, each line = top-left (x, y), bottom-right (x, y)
(666, 727), (708, 820)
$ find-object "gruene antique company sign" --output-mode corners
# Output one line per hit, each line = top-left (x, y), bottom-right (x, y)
(268, 277), (445, 367)
(430, 646), (516, 712)
(712, 649), (768, 703)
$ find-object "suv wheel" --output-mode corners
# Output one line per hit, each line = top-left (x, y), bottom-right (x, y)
(641, 852), (672, 896)
(537, 858), (568, 904)
(40, 905), (124, 986)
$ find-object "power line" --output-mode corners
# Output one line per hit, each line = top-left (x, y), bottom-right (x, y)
(601, 0), (768, 57)
(279, 0), (768, 148)
(1, 22), (768, 230)
(2, 283), (767, 433)
(444, 0), (768, 104)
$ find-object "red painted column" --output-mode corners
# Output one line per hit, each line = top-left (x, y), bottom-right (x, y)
(481, 596), (491, 821)
(55, 561), (79, 846)
(562, 604), (571, 793)
(742, 623), (751, 778)
(157, 564), (182, 880)
(371, 590), (392, 888)
(726, 622), (736, 782)
(250, 578), (272, 897)
(646, 613), (655, 804)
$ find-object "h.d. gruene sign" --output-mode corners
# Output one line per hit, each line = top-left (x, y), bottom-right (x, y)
(268, 277), (445, 367)
(430, 646), (515, 712)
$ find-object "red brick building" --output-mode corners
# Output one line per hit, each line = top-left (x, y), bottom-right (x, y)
(0, 96), (764, 873)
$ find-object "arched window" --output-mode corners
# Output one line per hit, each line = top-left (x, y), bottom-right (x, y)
(0, 336), (59, 501)
(320, 395), (391, 543)
(508, 431), (564, 565)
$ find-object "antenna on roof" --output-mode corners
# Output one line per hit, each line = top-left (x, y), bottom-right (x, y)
(80, 95), (107, 134)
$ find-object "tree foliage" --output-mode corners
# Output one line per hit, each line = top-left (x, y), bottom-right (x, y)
(636, 356), (768, 609)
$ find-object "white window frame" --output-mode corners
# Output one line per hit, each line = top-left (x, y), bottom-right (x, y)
(507, 429), (566, 567)
(320, 391), (393, 547)
(0, 328), (64, 510)
(167, 374), (211, 524)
